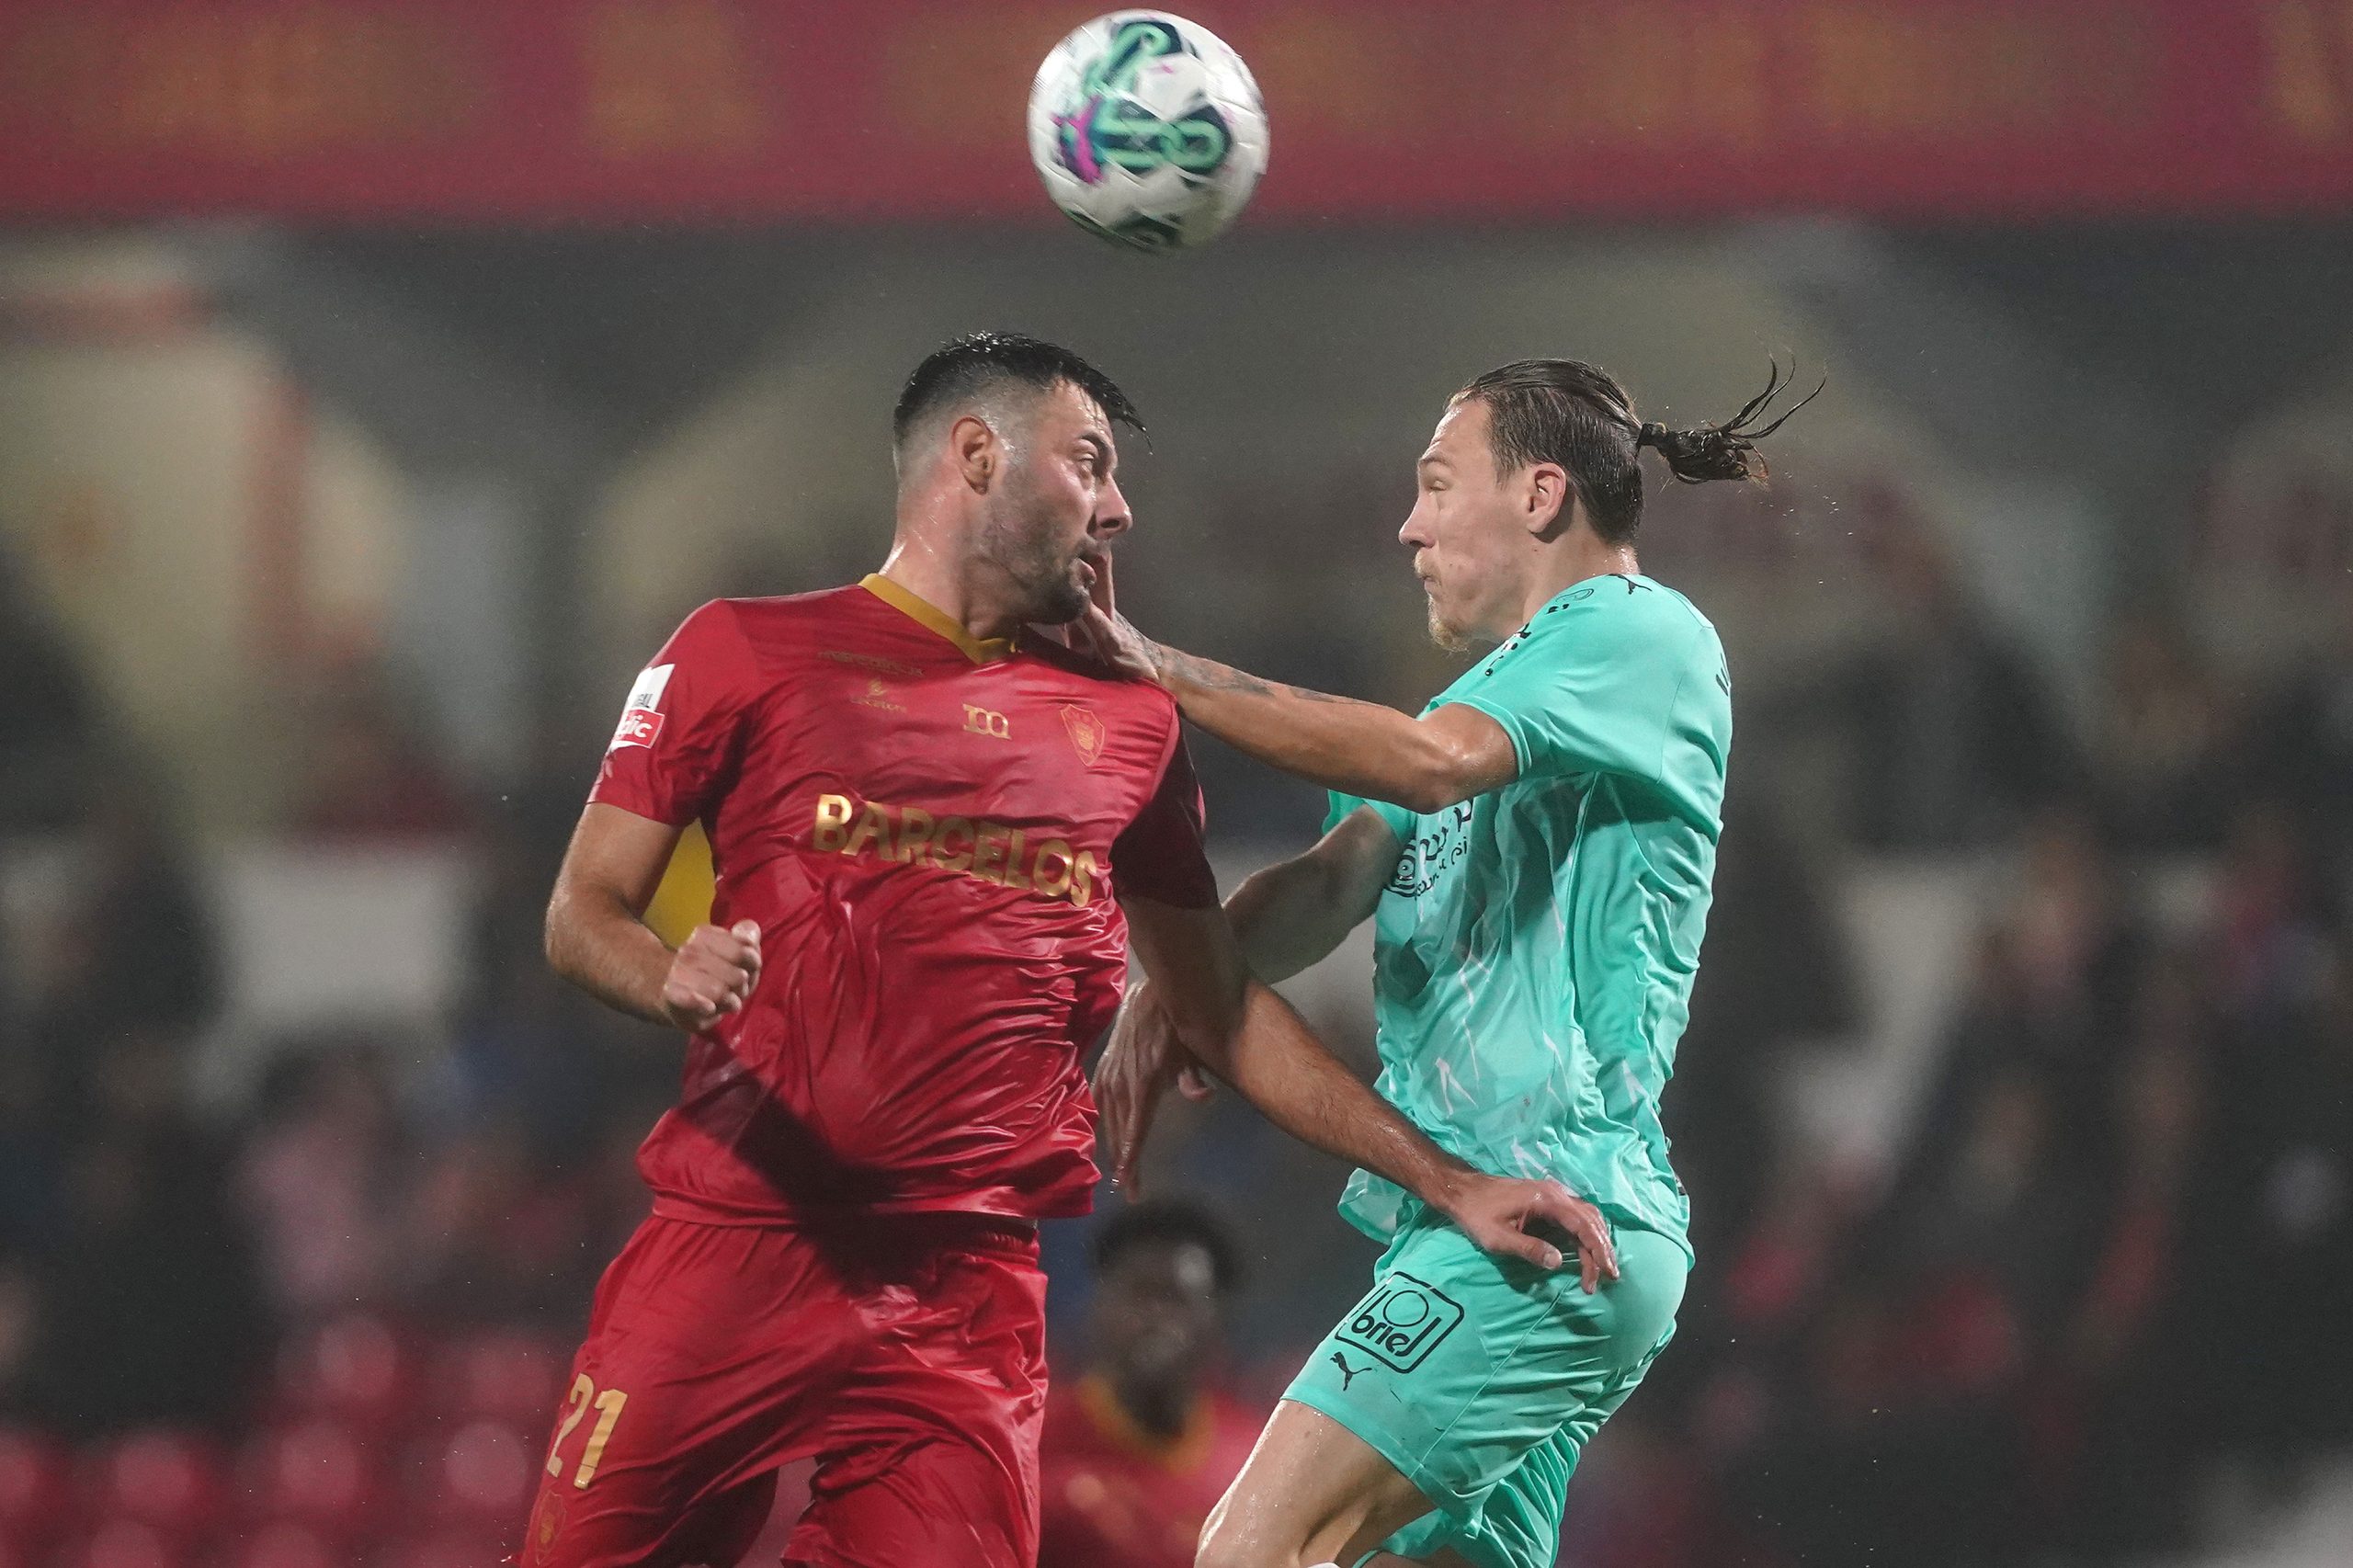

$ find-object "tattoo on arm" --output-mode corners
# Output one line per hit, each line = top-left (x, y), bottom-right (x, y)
(1154, 644), (1357, 706)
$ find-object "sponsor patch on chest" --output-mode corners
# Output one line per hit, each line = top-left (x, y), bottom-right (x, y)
(812, 792), (1104, 907)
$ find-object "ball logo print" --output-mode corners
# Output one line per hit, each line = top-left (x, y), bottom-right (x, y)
(1051, 18), (1231, 188)
(1336, 1272), (1465, 1373)
(1029, 10), (1269, 253)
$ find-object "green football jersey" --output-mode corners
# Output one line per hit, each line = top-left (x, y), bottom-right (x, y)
(1328, 574), (1731, 1256)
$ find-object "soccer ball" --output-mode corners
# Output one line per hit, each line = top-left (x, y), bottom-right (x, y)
(1028, 11), (1268, 254)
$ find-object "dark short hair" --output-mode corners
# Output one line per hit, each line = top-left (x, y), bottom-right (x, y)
(1457, 358), (1816, 545)
(1090, 1196), (1242, 1295)
(892, 331), (1144, 448)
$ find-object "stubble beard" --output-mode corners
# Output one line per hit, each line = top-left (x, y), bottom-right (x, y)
(1426, 592), (1470, 653)
(979, 485), (1090, 626)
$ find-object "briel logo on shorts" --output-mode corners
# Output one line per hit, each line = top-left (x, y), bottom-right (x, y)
(1336, 1271), (1465, 1372)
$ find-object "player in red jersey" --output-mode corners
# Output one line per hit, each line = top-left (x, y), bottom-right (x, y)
(1040, 1200), (1266, 1568)
(519, 334), (1614, 1568)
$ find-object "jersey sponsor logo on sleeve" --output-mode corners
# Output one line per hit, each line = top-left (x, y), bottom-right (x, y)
(1059, 703), (1107, 767)
(612, 708), (665, 748)
(1336, 1272), (1465, 1373)
(608, 664), (675, 752)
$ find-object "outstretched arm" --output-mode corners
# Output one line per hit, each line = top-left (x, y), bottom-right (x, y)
(1098, 804), (1399, 1114)
(1110, 893), (1617, 1287)
(1224, 803), (1400, 982)
(1079, 608), (1516, 813)
(1086, 800), (1392, 1143)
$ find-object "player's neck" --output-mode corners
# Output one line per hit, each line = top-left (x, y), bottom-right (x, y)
(872, 540), (1026, 644)
(1512, 537), (1639, 627)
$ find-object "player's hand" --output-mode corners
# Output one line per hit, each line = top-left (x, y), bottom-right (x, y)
(1092, 983), (1216, 1192)
(660, 919), (762, 1031)
(1086, 547), (1118, 619)
(1072, 600), (1161, 685)
(1436, 1172), (1620, 1292)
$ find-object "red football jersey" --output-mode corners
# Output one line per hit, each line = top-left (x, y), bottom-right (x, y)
(590, 576), (1218, 1225)
(1037, 1376), (1266, 1568)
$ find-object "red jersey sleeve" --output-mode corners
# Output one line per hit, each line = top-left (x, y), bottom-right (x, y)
(589, 600), (757, 826)
(1112, 729), (1220, 909)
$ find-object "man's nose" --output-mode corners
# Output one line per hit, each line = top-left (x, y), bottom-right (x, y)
(1094, 478), (1133, 537)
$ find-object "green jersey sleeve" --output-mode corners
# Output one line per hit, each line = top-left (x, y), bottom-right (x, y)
(1443, 584), (1701, 786)
(1324, 789), (1415, 839)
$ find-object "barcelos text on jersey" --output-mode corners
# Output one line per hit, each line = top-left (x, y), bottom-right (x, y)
(813, 793), (1103, 907)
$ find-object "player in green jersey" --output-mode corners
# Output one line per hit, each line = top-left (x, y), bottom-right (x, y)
(1084, 358), (1814, 1568)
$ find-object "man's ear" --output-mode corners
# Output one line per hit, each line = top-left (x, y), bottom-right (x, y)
(950, 412), (997, 493)
(1526, 462), (1572, 539)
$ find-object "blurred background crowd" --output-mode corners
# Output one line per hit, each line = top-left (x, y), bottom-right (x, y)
(3, 3), (2352, 1566)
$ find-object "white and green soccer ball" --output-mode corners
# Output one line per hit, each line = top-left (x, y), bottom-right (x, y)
(1028, 10), (1269, 254)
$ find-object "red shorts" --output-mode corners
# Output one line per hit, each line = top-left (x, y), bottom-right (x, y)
(517, 1210), (1048, 1568)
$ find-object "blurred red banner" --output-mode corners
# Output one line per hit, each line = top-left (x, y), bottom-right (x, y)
(3, 0), (2351, 222)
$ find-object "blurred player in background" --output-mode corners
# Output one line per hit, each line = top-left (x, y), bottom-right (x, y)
(1038, 1199), (1264, 1568)
(1088, 359), (1813, 1568)
(524, 333), (1613, 1568)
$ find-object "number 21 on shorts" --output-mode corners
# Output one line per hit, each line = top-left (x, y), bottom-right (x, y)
(546, 1374), (629, 1488)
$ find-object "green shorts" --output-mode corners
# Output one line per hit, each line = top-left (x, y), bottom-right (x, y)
(1282, 1203), (1687, 1568)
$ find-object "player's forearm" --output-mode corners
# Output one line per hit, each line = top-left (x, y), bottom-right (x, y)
(1207, 981), (1476, 1211)
(1147, 645), (1462, 812)
(544, 884), (677, 1028)
(1223, 858), (1356, 983)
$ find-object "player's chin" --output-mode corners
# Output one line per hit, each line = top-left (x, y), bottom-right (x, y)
(1426, 599), (1470, 653)
(1035, 572), (1096, 626)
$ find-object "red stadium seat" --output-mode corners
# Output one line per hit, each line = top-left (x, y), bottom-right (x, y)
(369, 1528), (509, 1568)
(57, 1517), (183, 1568)
(223, 1520), (340, 1568)
(84, 1432), (224, 1540)
(272, 1314), (418, 1430)
(417, 1421), (533, 1526)
(238, 1419), (379, 1536)
(0, 1427), (71, 1549)
(429, 1330), (566, 1427)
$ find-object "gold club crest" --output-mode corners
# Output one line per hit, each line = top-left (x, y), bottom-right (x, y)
(1060, 703), (1107, 767)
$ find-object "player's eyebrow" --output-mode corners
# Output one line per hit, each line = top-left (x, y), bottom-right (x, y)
(1078, 429), (1114, 473)
(1416, 452), (1450, 472)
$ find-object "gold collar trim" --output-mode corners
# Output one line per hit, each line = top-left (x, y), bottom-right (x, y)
(860, 574), (1014, 665)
